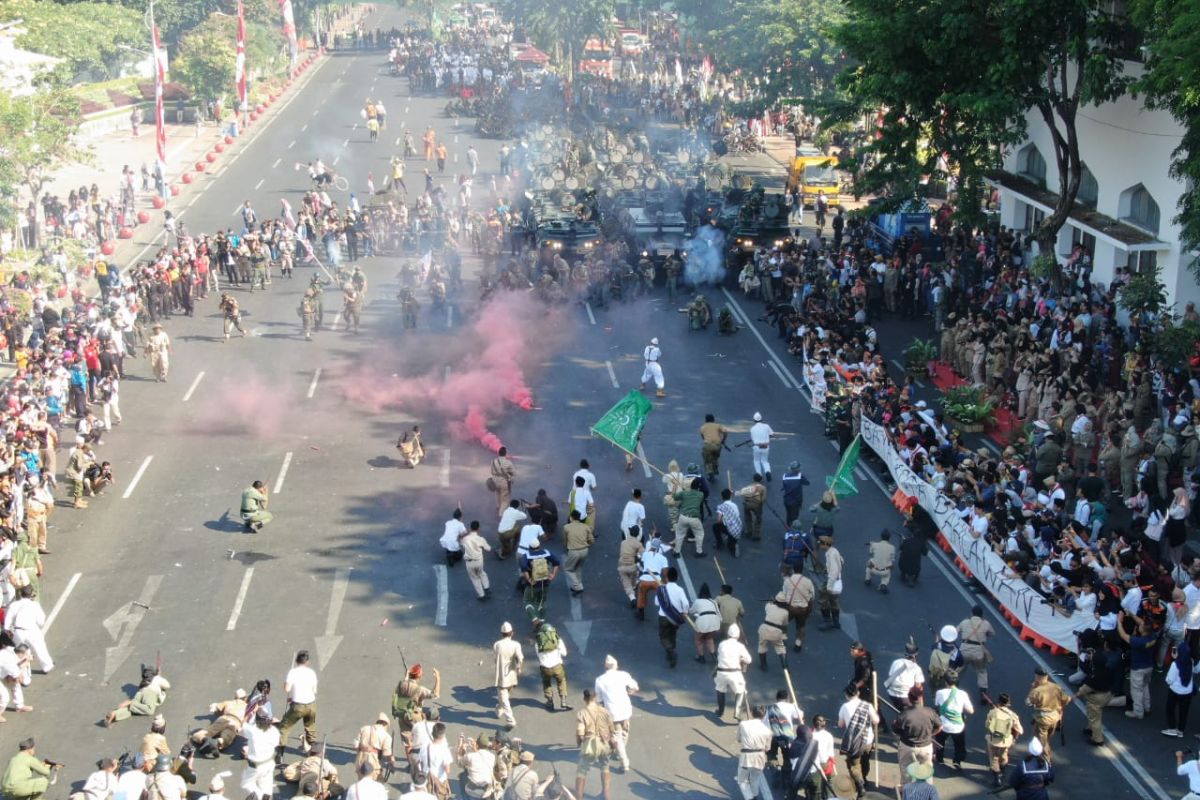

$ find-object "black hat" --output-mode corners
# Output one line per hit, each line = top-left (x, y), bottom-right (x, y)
(1034, 667), (1048, 676)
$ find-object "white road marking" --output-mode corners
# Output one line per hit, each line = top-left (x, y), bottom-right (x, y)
(395, 136), (401, 146)
(605, 360), (619, 388)
(352, 122), (358, 130)
(314, 567), (351, 668)
(676, 554), (696, 601)
(453, 134), (458, 143)
(333, 155), (340, 166)
(307, 368), (322, 399)
(343, 138), (349, 147)
(722, 289), (802, 391)
(585, 302), (596, 325)
(254, 178), (264, 190)
(122, 456), (154, 499)
(636, 442), (652, 478)
(44, 572), (81, 633)
(446, 305), (453, 328)
(182, 371), (205, 402)
(433, 565), (448, 626)
(301, 123), (308, 132)
(102, 575), (163, 683)
(272, 157), (282, 168)
(225, 567), (255, 631)
(273, 451), (294, 493)
(766, 360), (790, 387)
(565, 594), (592, 654)
(330, 311), (343, 331)
(440, 450), (450, 488)
(288, 139), (296, 149)
(453, 153), (458, 163)
(891, 359), (925, 388)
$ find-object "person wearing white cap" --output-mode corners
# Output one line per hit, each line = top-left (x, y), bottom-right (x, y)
(69, 757), (119, 800)
(594, 655), (639, 772)
(197, 771), (231, 800)
(748, 413), (774, 481)
(190, 688), (249, 755)
(640, 337), (665, 397)
(241, 708), (281, 800)
(1006, 737), (1054, 798)
(493, 622), (524, 730)
(928, 625), (964, 692)
(714, 624), (752, 721)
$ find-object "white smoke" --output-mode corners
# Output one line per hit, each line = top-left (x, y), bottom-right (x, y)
(683, 224), (726, 286)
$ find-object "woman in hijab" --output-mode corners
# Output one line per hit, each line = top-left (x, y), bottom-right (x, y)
(1163, 641), (1198, 737)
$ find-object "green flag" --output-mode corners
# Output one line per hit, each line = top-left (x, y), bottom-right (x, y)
(591, 390), (652, 454)
(825, 434), (861, 497)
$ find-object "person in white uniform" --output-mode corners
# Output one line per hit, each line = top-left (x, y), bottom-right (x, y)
(749, 413), (775, 481)
(714, 624), (752, 721)
(3, 586), (52, 673)
(640, 337), (666, 397)
(241, 709), (281, 800)
(594, 655), (639, 772)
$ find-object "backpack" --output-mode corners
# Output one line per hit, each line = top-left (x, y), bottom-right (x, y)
(528, 552), (551, 583)
(391, 679), (424, 725)
(767, 703), (797, 740)
(782, 531), (806, 567)
(536, 624), (560, 654)
(986, 708), (1015, 742)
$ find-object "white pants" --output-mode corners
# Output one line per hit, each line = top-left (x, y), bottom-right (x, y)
(752, 445), (770, 477)
(241, 761), (274, 799)
(641, 361), (664, 390)
(103, 397), (122, 429)
(12, 628), (53, 672)
(497, 686), (516, 726)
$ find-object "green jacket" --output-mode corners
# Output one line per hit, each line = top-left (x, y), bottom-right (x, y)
(241, 487), (267, 514)
(674, 489), (704, 519)
(2, 751), (51, 797)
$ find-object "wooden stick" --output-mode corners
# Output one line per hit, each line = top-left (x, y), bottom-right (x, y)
(872, 670), (880, 791)
(713, 556), (727, 587)
(726, 468), (732, 493)
(783, 665), (799, 708)
(595, 435), (669, 478)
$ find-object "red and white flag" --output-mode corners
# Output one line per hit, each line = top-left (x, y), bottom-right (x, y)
(152, 21), (166, 176)
(236, 0), (247, 112)
(279, 0), (298, 69)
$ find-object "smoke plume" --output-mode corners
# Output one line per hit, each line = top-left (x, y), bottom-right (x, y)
(339, 292), (570, 451)
(683, 223), (727, 286)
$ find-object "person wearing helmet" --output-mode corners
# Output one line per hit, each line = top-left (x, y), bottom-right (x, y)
(714, 623), (752, 720)
(298, 290), (318, 341)
(147, 753), (186, 800)
(928, 625), (965, 692)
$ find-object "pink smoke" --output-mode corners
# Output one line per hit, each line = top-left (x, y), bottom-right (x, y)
(188, 374), (285, 439)
(340, 292), (570, 451)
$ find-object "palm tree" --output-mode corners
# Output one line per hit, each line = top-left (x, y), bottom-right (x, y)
(510, 0), (614, 81)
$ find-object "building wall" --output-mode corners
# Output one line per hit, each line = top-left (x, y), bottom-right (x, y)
(998, 63), (1200, 310)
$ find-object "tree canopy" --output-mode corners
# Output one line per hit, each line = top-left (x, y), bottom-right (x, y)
(0, 0), (146, 82)
(0, 88), (88, 213)
(506, 0), (614, 73)
(172, 11), (286, 105)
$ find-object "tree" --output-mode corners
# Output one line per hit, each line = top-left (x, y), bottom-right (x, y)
(173, 12), (284, 105)
(676, 0), (846, 103)
(1117, 266), (1168, 318)
(0, 88), (88, 217)
(0, 0), (145, 81)
(832, 0), (1134, 259)
(1128, 0), (1200, 279)
(508, 0), (614, 79)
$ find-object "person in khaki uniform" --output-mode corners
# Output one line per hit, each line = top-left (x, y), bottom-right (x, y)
(493, 622), (523, 730)
(699, 414), (728, 480)
(616, 532), (644, 606)
(735, 706), (772, 800)
(189, 688), (248, 754)
(863, 529), (895, 593)
(574, 689), (615, 800)
(299, 291), (318, 340)
(461, 521), (492, 601)
(715, 584), (745, 640)
(958, 605), (995, 703)
(489, 448), (515, 517)
(65, 443), (93, 509)
(562, 511), (594, 594)
(1025, 667), (1070, 761)
(736, 476), (767, 541)
(145, 323), (171, 381)
(984, 692), (1023, 788)
(757, 592), (790, 672)
(780, 565), (815, 653)
(24, 482), (51, 553)
(353, 713), (397, 776)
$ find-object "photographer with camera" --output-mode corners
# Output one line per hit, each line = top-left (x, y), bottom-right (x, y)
(1176, 748), (1200, 800)
(1, 738), (60, 800)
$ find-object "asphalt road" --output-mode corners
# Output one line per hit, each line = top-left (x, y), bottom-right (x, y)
(11, 6), (1180, 800)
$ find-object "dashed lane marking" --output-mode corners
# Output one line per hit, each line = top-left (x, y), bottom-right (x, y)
(225, 567), (255, 631)
(182, 371), (205, 402)
(273, 451), (294, 494)
(122, 456), (154, 499)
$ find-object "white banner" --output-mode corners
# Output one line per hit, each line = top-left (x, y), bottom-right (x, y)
(859, 415), (1087, 653)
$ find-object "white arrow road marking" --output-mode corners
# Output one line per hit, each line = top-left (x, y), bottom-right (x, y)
(314, 567), (351, 668)
(636, 442), (652, 478)
(103, 575), (163, 683)
(44, 572), (81, 633)
(274, 452), (294, 494)
(433, 565), (448, 627)
(564, 593), (592, 655)
(225, 567), (255, 631)
(122, 456), (154, 499)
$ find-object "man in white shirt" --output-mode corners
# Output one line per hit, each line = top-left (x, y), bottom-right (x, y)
(113, 761), (149, 800)
(3, 586), (53, 673)
(714, 624), (752, 720)
(748, 412), (774, 481)
(1175, 749), (1200, 800)
(242, 709), (282, 799)
(620, 489), (646, 540)
(636, 539), (671, 620)
(933, 672), (974, 768)
(418, 723), (453, 796)
(397, 771), (436, 800)
(573, 459), (597, 492)
(279, 650), (319, 760)
(70, 757), (117, 800)
(594, 655), (639, 771)
(836, 684), (879, 797)
(656, 566), (690, 668)
(345, 760), (389, 800)
(439, 510), (467, 567)
(497, 500), (528, 560)
(884, 641), (926, 711)
(640, 337), (665, 397)
(517, 522), (544, 560)
(568, 476), (595, 530)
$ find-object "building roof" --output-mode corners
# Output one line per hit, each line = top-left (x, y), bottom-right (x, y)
(987, 169), (1164, 251)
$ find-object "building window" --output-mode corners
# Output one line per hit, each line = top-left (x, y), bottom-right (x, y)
(1070, 226), (1096, 257)
(1023, 202), (1045, 234)
(1017, 144), (1047, 187)
(1077, 165), (1098, 209)
(1119, 184), (1161, 234)
(1126, 250), (1158, 274)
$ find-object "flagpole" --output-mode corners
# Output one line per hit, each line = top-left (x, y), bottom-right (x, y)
(589, 433), (668, 480)
(149, 0), (167, 202)
(236, 0), (248, 125)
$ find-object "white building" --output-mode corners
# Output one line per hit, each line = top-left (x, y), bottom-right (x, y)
(0, 26), (61, 97)
(991, 62), (1200, 310)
